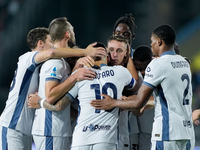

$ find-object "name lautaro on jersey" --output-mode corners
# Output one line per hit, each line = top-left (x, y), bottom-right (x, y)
(95, 69), (114, 79)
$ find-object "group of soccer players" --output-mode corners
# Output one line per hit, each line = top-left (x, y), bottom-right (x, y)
(0, 13), (196, 150)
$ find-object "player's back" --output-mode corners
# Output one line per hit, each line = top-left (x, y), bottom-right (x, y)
(150, 54), (193, 141)
(0, 51), (40, 136)
(32, 58), (72, 137)
(69, 64), (135, 147)
(77, 65), (134, 118)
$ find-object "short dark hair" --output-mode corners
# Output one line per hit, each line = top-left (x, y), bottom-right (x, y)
(133, 45), (152, 62)
(93, 42), (106, 61)
(93, 42), (106, 49)
(113, 13), (136, 37)
(27, 27), (49, 50)
(153, 24), (176, 46)
(49, 17), (70, 42)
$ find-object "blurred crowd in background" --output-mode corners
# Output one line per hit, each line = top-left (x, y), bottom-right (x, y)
(0, 0), (24, 32)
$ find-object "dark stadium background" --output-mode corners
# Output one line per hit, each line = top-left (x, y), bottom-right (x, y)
(0, 0), (200, 148)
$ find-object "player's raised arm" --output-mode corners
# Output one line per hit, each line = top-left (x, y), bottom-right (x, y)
(126, 45), (139, 81)
(34, 43), (106, 64)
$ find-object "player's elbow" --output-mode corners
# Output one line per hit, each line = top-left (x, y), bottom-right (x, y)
(55, 106), (63, 112)
(46, 97), (55, 105)
(134, 100), (144, 109)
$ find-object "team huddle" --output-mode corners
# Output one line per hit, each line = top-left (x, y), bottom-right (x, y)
(0, 14), (197, 150)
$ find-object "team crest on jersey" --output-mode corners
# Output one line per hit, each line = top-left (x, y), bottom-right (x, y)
(82, 124), (111, 132)
(50, 67), (57, 77)
(147, 67), (151, 72)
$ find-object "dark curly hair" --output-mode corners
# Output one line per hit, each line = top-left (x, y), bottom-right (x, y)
(113, 13), (136, 38)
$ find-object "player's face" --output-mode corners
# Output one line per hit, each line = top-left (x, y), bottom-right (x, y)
(68, 22), (76, 48)
(113, 23), (132, 45)
(134, 60), (151, 77)
(108, 40), (127, 66)
(43, 35), (53, 50)
(150, 34), (159, 57)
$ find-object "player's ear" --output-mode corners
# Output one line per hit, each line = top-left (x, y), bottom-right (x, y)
(65, 31), (70, 39)
(38, 40), (44, 49)
(107, 52), (111, 63)
(157, 38), (162, 46)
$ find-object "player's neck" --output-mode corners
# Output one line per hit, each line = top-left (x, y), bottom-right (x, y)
(32, 46), (43, 52)
(159, 44), (174, 57)
(94, 59), (107, 67)
(53, 40), (70, 48)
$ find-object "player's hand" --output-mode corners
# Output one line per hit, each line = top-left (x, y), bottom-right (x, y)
(85, 42), (106, 57)
(120, 96), (128, 100)
(194, 120), (200, 126)
(75, 68), (96, 81)
(28, 93), (41, 109)
(90, 93), (115, 110)
(120, 96), (128, 111)
(142, 100), (154, 110)
(192, 109), (200, 125)
(76, 56), (94, 68)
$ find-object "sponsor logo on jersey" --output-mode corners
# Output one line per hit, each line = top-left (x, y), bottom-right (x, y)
(155, 134), (160, 137)
(82, 124), (111, 132)
(50, 67), (57, 77)
(145, 73), (153, 78)
(147, 67), (151, 72)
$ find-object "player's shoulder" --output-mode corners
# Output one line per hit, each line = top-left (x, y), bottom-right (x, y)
(17, 51), (40, 67)
(41, 58), (66, 72)
(43, 58), (64, 65)
(112, 65), (127, 70)
(19, 51), (38, 60)
(148, 57), (164, 68)
(111, 65), (129, 73)
(112, 65), (131, 76)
